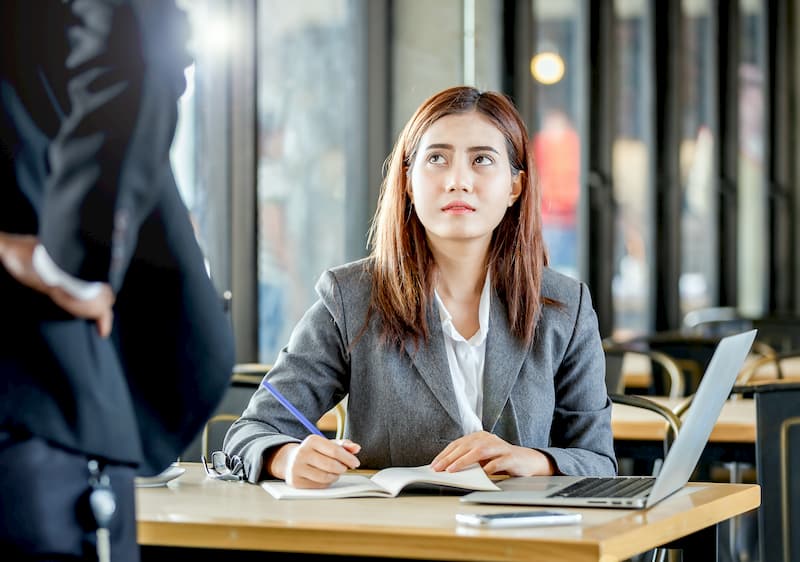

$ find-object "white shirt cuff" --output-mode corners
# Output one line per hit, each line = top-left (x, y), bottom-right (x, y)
(33, 244), (103, 300)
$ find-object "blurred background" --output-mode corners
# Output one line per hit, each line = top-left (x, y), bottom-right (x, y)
(168, 0), (799, 365)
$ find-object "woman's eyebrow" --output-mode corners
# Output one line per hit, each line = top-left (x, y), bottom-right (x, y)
(423, 143), (500, 154)
(423, 143), (454, 151)
(468, 145), (500, 154)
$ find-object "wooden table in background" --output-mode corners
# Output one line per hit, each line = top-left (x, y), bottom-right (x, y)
(137, 464), (759, 562)
(611, 397), (756, 443)
(318, 398), (758, 447)
(745, 356), (800, 383)
(623, 353), (800, 391)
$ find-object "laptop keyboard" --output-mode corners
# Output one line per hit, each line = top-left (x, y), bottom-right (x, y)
(548, 477), (656, 498)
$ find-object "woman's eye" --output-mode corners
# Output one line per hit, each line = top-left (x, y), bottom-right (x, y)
(474, 154), (494, 165)
(428, 153), (445, 164)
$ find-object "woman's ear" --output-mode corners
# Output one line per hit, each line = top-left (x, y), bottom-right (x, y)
(508, 171), (524, 206)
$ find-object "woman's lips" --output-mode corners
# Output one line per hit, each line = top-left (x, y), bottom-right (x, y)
(442, 201), (475, 214)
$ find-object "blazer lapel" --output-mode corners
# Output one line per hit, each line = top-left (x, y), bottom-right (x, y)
(482, 291), (528, 430)
(403, 304), (462, 428)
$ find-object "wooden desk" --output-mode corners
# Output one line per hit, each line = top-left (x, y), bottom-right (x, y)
(612, 398), (756, 444)
(137, 464), (759, 562)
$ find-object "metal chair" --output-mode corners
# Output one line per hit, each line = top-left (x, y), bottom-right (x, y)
(332, 398), (346, 440)
(737, 350), (800, 385)
(607, 332), (725, 396)
(750, 316), (800, 353)
(734, 350), (800, 562)
(682, 306), (746, 335)
(609, 393), (682, 458)
(603, 341), (685, 398)
(201, 413), (240, 460)
(198, 364), (348, 460)
(608, 393), (682, 562)
(684, 307), (800, 354)
(189, 363), (271, 462)
(732, 381), (800, 562)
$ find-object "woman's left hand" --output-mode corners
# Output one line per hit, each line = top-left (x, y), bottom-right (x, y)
(430, 431), (556, 477)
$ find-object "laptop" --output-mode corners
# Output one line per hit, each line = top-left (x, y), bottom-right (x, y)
(461, 329), (757, 509)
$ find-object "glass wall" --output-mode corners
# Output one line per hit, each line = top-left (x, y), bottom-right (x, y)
(168, 0), (795, 358)
(737, 0), (767, 316)
(796, 2), (800, 310)
(612, 0), (652, 337)
(392, 0), (502, 136)
(170, 64), (196, 217)
(172, 0), (237, 291)
(530, 0), (584, 280)
(255, 0), (367, 363)
(679, 0), (717, 317)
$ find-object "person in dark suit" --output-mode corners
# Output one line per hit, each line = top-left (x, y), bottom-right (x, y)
(0, 1), (234, 560)
(224, 86), (615, 488)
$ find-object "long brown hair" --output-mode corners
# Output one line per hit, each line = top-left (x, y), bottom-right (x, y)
(367, 86), (548, 348)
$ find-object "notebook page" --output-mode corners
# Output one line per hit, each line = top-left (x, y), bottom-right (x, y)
(370, 464), (500, 497)
(261, 474), (391, 499)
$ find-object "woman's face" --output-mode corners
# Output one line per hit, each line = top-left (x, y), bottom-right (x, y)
(408, 112), (521, 250)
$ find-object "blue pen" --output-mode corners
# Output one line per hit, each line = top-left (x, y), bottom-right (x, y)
(261, 379), (325, 437)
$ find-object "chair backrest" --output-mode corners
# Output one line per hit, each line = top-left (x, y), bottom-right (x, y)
(180, 365), (270, 462)
(737, 350), (800, 385)
(746, 382), (800, 562)
(684, 307), (800, 353)
(202, 414), (240, 461)
(603, 345), (626, 394)
(608, 393), (682, 477)
(333, 398), (347, 440)
(682, 306), (749, 336)
(603, 341), (686, 398)
(611, 332), (721, 396)
(184, 363), (348, 461)
(751, 315), (800, 353)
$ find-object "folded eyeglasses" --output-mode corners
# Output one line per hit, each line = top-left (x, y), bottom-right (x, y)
(201, 451), (244, 481)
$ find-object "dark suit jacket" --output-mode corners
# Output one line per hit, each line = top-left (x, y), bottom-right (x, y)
(225, 259), (616, 483)
(0, 0), (234, 475)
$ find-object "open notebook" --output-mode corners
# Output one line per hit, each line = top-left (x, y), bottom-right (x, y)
(261, 464), (500, 499)
(461, 329), (757, 509)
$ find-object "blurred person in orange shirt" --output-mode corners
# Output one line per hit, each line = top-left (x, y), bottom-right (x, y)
(531, 109), (580, 276)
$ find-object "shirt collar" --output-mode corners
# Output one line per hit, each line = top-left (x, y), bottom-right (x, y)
(434, 271), (492, 345)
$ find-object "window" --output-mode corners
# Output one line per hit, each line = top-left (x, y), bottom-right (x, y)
(172, 0), (235, 290)
(612, 0), (652, 337)
(256, 1), (368, 363)
(679, 0), (717, 317)
(392, 0), (502, 134)
(737, 0), (767, 316)
(530, 0), (584, 280)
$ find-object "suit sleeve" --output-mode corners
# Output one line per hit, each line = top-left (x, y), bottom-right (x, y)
(223, 270), (352, 483)
(38, 0), (191, 290)
(539, 283), (618, 476)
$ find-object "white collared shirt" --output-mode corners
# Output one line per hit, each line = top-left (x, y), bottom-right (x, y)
(433, 273), (491, 435)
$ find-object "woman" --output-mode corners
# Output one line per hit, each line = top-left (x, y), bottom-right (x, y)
(224, 86), (616, 487)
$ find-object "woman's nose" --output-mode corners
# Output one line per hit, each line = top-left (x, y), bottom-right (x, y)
(446, 161), (474, 192)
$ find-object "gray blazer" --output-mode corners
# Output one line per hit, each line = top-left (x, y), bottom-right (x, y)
(224, 259), (616, 483)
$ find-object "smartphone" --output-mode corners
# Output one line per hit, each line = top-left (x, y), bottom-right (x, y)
(455, 510), (582, 528)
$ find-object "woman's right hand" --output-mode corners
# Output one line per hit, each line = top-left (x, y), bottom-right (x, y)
(267, 436), (361, 488)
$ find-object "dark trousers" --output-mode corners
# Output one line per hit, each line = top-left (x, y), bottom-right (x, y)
(0, 431), (138, 562)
